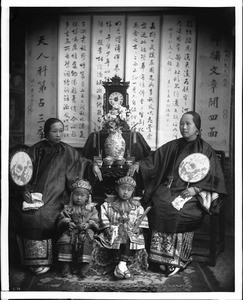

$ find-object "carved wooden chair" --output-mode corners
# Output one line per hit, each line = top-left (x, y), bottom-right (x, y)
(193, 150), (226, 267)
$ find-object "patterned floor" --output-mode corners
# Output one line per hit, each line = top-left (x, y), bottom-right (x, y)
(7, 230), (235, 295)
(10, 259), (221, 292)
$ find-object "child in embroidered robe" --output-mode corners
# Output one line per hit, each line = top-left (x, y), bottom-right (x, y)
(56, 178), (99, 277)
(98, 176), (149, 279)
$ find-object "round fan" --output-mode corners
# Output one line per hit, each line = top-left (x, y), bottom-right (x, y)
(178, 153), (210, 183)
(10, 150), (33, 186)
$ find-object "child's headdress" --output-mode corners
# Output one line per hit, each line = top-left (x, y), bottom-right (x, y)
(70, 178), (92, 193)
(117, 176), (136, 189)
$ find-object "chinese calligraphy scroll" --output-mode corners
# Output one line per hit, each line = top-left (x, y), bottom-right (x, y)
(125, 15), (160, 150)
(24, 12), (232, 154)
(158, 15), (196, 147)
(58, 15), (91, 146)
(90, 15), (126, 132)
(25, 18), (57, 145)
(195, 19), (232, 155)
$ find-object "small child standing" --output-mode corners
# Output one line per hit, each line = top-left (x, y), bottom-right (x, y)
(56, 178), (99, 277)
(98, 176), (149, 279)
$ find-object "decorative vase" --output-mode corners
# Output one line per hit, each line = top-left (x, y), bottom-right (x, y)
(104, 129), (126, 158)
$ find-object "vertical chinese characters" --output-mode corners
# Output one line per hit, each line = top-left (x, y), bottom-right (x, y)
(58, 16), (91, 144)
(195, 20), (232, 152)
(26, 21), (57, 145)
(91, 16), (126, 131)
(36, 35), (49, 137)
(158, 16), (196, 145)
(126, 16), (160, 149)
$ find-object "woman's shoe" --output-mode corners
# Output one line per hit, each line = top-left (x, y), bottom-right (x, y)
(165, 266), (180, 277)
(114, 265), (125, 279)
(123, 269), (131, 279)
(30, 266), (50, 275)
(36, 266), (50, 275)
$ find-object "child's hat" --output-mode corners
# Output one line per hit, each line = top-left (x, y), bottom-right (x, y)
(70, 178), (92, 192)
(117, 176), (136, 188)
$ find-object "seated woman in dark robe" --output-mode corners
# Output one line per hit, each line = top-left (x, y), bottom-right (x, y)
(128, 111), (227, 277)
(10, 118), (102, 275)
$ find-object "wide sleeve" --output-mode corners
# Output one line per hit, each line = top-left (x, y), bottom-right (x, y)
(65, 144), (93, 188)
(138, 140), (178, 206)
(26, 142), (44, 185)
(192, 141), (227, 195)
(139, 140), (177, 183)
(27, 142), (39, 165)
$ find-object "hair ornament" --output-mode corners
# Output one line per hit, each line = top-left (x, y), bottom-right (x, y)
(117, 176), (136, 188)
(70, 178), (92, 193)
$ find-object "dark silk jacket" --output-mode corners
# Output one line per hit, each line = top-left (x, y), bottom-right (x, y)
(138, 137), (227, 233)
(10, 140), (93, 240)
